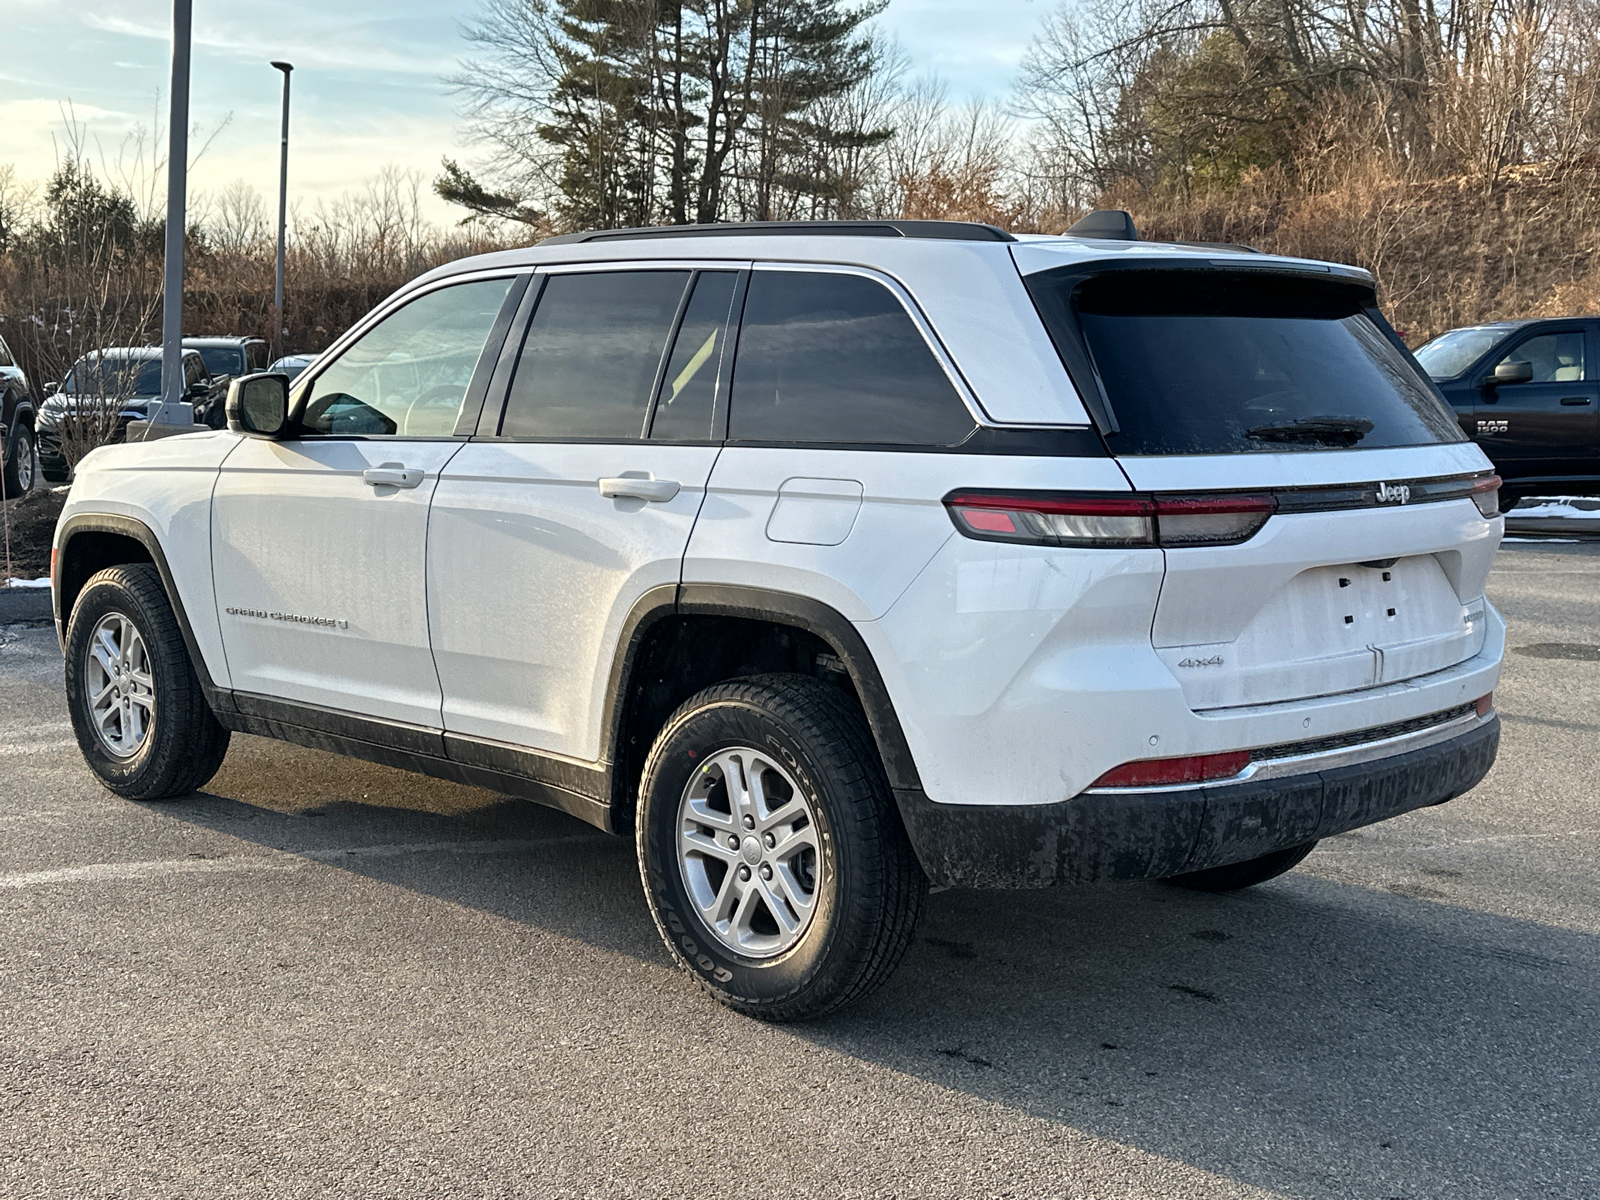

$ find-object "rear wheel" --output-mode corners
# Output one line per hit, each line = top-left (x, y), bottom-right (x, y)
(636, 674), (927, 1021)
(1165, 841), (1318, 892)
(65, 564), (230, 800)
(3, 423), (34, 496)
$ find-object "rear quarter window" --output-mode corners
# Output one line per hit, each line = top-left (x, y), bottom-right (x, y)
(729, 269), (976, 446)
(1027, 268), (1466, 456)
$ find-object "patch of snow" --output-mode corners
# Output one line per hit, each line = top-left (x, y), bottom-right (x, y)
(1511, 496), (1600, 519)
(4, 577), (51, 589)
(1503, 537), (1580, 543)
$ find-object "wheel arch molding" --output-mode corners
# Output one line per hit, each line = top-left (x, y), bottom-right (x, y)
(54, 512), (230, 710)
(602, 583), (924, 832)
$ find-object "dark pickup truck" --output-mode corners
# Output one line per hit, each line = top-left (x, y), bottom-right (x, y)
(1417, 318), (1599, 510)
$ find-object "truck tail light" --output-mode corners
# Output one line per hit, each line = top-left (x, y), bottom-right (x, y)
(1471, 475), (1502, 518)
(1091, 751), (1253, 788)
(944, 492), (1274, 548)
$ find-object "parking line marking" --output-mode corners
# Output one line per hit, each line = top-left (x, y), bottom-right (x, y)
(0, 739), (78, 756)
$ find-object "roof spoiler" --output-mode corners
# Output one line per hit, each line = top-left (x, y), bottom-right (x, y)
(1063, 210), (1139, 241)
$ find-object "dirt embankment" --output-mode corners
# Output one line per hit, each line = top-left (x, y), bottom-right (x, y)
(1, 487), (66, 580)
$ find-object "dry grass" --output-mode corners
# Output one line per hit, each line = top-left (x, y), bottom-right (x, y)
(1105, 159), (1600, 343)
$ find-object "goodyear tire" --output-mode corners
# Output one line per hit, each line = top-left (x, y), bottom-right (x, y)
(64, 564), (230, 800)
(636, 674), (927, 1021)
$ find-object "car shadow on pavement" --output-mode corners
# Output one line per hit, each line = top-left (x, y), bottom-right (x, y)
(164, 742), (1598, 1200)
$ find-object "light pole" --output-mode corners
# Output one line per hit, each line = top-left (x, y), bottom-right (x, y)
(270, 61), (293, 361)
(156, 0), (192, 425)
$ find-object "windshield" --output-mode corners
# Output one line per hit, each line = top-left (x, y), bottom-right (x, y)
(194, 347), (243, 377)
(1027, 269), (1465, 456)
(62, 358), (162, 397)
(1414, 326), (1512, 380)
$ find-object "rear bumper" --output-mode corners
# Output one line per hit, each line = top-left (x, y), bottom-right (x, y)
(894, 712), (1499, 888)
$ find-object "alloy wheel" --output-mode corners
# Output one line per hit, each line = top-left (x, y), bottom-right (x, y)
(83, 611), (155, 758)
(676, 746), (822, 958)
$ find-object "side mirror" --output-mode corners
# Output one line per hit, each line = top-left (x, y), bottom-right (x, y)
(226, 372), (292, 438)
(44, 381), (59, 397)
(1489, 360), (1533, 387)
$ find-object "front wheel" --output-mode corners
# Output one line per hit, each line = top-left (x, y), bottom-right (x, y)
(64, 564), (230, 800)
(1165, 841), (1318, 892)
(636, 675), (927, 1021)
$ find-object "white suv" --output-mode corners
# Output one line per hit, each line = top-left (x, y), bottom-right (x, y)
(51, 216), (1505, 1020)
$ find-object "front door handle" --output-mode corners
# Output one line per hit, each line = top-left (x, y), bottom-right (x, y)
(363, 465), (424, 489)
(1561, 396), (1592, 405)
(599, 476), (680, 503)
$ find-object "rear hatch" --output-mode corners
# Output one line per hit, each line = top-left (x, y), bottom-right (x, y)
(1022, 259), (1499, 711)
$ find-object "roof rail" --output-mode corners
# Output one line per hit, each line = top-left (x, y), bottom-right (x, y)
(1063, 210), (1139, 241)
(539, 219), (1017, 246)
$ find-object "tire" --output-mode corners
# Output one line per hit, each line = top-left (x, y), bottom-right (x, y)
(636, 674), (927, 1021)
(64, 564), (230, 800)
(1165, 841), (1318, 892)
(2, 422), (33, 496)
(1498, 493), (1523, 515)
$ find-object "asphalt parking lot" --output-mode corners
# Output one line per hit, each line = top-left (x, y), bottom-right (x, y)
(2, 540), (1598, 1199)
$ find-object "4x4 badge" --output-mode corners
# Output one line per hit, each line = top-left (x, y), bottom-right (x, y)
(1375, 482), (1411, 504)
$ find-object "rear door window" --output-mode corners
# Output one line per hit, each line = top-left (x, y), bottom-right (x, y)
(1029, 269), (1466, 455)
(649, 271), (738, 442)
(729, 269), (976, 446)
(499, 270), (690, 440)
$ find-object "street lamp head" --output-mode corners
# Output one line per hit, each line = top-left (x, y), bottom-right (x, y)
(270, 60), (294, 73)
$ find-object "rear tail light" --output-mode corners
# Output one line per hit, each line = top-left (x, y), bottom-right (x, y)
(944, 493), (1154, 547)
(1091, 751), (1252, 788)
(944, 491), (1275, 548)
(1471, 475), (1502, 518)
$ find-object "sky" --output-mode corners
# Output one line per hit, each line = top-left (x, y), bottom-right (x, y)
(0, 0), (1049, 226)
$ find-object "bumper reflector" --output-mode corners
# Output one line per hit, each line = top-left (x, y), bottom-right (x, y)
(1091, 750), (1252, 788)
(1475, 692), (1494, 718)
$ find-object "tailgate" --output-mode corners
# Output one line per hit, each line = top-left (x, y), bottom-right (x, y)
(1129, 449), (1501, 711)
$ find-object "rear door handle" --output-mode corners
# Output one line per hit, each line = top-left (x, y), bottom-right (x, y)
(363, 465), (424, 489)
(1560, 396), (1592, 405)
(599, 476), (680, 503)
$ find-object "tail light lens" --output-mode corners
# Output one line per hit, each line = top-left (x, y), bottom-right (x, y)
(945, 491), (1275, 548)
(1091, 750), (1252, 788)
(1471, 475), (1502, 518)
(944, 493), (1154, 547)
(1151, 495), (1277, 545)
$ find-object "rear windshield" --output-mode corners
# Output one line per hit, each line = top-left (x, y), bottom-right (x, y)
(194, 346), (245, 377)
(1028, 270), (1465, 455)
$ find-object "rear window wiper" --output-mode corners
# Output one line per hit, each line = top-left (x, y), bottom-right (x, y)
(1246, 416), (1375, 446)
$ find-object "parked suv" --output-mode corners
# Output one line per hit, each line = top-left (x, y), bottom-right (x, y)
(37, 347), (216, 481)
(52, 216), (1505, 1019)
(0, 332), (36, 495)
(1416, 318), (1600, 509)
